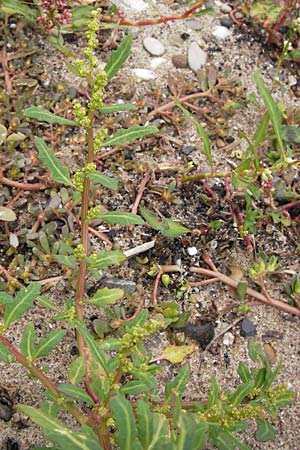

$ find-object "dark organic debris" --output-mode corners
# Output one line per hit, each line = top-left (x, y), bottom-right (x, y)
(0, 387), (14, 422)
(182, 322), (215, 349)
(240, 318), (257, 337)
(2, 438), (19, 450)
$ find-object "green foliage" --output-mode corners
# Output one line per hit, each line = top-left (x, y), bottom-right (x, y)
(0, 7), (297, 450)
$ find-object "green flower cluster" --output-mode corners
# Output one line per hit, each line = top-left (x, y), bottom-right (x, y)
(73, 99), (91, 128)
(94, 129), (108, 152)
(73, 244), (86, 261)
(90, 71), (108, 111)
(87, 205), (101, 221)
(74, 163), (97, 192)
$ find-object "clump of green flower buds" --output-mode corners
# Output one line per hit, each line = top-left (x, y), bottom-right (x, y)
(73, 99), (91, 128)
(94, 129), (108, 152)
(74, 163), (97, 192)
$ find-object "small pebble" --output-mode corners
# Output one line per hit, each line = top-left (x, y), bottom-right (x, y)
(187, 246), (198, 256)
(186, 19), (202, 31)
(223, 332), (235, 346)
(172, 54), (188, 68)
(188, 42), (207, 72)
(150, 57), (167, 69)
(220, 3), (232, 13)
(119, 0), (148, 11)
(181, 145), (194, 155)
(220, 16), (234, 28)
(132, 68), (157, 81)
(234, 11), (244, 20)
(211, 25), (231, 41)
(240, 318), (257, 337)
(143, 37), (165, 56)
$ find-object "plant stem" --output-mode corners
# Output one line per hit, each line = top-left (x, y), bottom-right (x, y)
(0, 335), (86, 424)
(189, 266), (300, 317)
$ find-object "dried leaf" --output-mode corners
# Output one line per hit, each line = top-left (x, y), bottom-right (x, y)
(162, 344), (195, 363)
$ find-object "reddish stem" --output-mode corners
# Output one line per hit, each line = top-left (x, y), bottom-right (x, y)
(99, 0), (207, 27)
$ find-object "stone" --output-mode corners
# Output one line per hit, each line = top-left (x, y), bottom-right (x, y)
(143, 37), (165, 56)
(186, 19), (202, 31)
(150, 57), (167, 69)
(188, 42), (207, 72)
(220, 16), (234, 28)
(223, 332), (235, 346)
(220, 3), (232, 13)
(132, 68), (157, 81)
(118, 0), (148, 11)
(183, 322), (215, 349)
(211, 25), (231, 41)
(187, 246), (198, 256)
(172, 54), (188, 68)
(240, 318), (257, 337)
(101, 276), (137, 295)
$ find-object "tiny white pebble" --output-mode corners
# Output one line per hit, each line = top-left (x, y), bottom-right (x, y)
(223, 332), (235, 346)
(187, 246), (197, 256)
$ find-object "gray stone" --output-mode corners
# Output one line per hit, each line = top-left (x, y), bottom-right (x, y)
(188, 42), (207, 72)
(102, 277), (137, 295)
(240, 318), (257, 337)
(186, 18), (202, 31)
(220, 16), (234, 28)
(143, 37), (165, 56)
(220, 3), (232, 13)
(172, 54), (188, 68)
(133, 68), (157, 80)
(211, 25), (231, 41)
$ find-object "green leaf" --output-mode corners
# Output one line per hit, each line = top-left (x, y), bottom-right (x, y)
(147, 413), (171, 450)
(34, 329), (67, 358)
(216, 431), (251, 450)
(0, 341), (15, 362)
(65, 62), (83, 77)
(87, 249), (126, 270)
(121, 381), (150, 395)
(161, 218), (189, 237)
(36, 137), (74, 187)
(0, 206), (16, 222)
(139, 206), (165, 232)
(57, 384), (93, 405)
(69, 356), (86, 384)
(208, 376), (220, 408)
(87, 173), (118, 190)
(55, 254), (77, 269)
(230, 380), (255, 406)
(105, 33), (133, 80)
(0, 292), (12, 304)
(99, 103), (136, 114)
(254, 71), (284, 157)
(0, 0), (37, 22)
(137, 400), (153, 449)
(36, 295), (60, 312)
(4, 283), (41, 327)
(98, 211), (144, 226)
(176, 414), (207, 450)
(253, 367), (267, 389)
(237, 363), (252, 383)
(162, 345), (194, 364)
(0, 123), (7, 145)
(88, 287), (124, 307)
(17, 405), (103, 450)
(39, 231), (50, 254)
(103, 125), (158, 147)
(77, 323), (108, 371)
(139, 207), (189, 237)
(174, 97), (213, 172)
(20, 322), (36, 359)
(110, 394), (137, 450)
(165, 364), (190, 402)
(281, 125), (300, 143)
(255, 418), (275, 442)
(24, 106), (77, 126)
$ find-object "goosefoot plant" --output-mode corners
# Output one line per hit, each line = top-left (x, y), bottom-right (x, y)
(0, 10), (295, 450)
